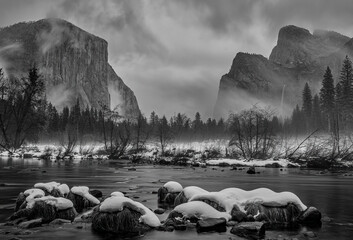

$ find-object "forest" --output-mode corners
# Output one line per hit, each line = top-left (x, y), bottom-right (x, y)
(0, 55), (352, 160)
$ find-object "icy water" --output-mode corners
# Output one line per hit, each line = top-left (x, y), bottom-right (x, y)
(0, 158), (353, 240)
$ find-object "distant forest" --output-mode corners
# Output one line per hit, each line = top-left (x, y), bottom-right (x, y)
(0, 55), (352, 158)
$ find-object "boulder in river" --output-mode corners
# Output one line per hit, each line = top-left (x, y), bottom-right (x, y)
(196, 218), (227, 233)
(67, 186), (100, 213)
(91, 196), (160, 236)
(247, 166), (256, 174)
(18, 218), (42, 229)
(297, 206), (322, 226)
(158, 181), (183, 206)
(230, 221), (266, 239)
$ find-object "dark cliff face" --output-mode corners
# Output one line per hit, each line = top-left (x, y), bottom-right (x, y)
(214, 25), (353, 119)
(0, 18), (140, 118)
(107, 64), (140, 119)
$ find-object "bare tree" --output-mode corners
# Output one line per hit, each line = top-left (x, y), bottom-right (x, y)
(132, 113), (150, 152)
(60, 124), (78, 155)
(157, 116), (173, 155)
(101, 104), (132, 159)
(228, 106), (277, 160)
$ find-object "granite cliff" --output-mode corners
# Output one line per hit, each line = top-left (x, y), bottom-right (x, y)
(0, 18), (140, 119)
(214, 25), (353, 118)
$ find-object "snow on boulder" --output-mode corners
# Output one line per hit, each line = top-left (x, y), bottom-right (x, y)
(57, 184), (70, 196)
(173, 201), (231, 221)
(163, 181), (183, 193)
(111, 191), (125, 197)
(11, 196), (77, 223)
(158, 181), (183, 205)
(99, 196), (160, 227)
(24, 189), (45, 202)
(219, 188), (307, 211)
(68, 186), (100, 213)
(174, 186), (209, 206)
(71, 186), (100, 205)
(34, 182), (60, 193)
(183, 186), (209, 199)
(27, 196), (73, 210)
(190, 188), (307, 213)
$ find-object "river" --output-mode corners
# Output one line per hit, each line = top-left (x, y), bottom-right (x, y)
(0, 157), (352, 239)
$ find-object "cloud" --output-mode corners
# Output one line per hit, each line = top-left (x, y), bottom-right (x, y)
(1, 0), (353, 119)
(46, 83), (74, 110)
(47, 0), (167, 59)
(0, 43), (23, 76)
(36, 19), (67, 54)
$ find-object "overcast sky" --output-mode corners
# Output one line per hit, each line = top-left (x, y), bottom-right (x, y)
(1, 0), (353, 118)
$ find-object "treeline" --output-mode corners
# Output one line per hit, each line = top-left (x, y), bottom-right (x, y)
(0, 67), (230, 154)
(1, 55), (352, 157)
(287, 55), (353, 136)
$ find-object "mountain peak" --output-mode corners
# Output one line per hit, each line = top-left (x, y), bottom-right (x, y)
(278, 25), (312, 42)
(0, 18), (140, 118)
(214, 25), (352, 118)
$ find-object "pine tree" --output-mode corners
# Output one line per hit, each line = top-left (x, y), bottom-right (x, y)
(291, 104), (304, 135)
(312, 94), (321, 130)
(302, 83), (313, 131)
(320, 66), (335, 131)
(338, 56), (353, 129)
(192, 112), (203, 140)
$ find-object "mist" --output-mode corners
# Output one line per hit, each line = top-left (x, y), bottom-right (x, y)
(1, 0), (353, 118)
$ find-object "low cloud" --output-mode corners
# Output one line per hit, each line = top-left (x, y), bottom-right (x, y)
(1, 0), (353, 118)
(0, 43), (23, 76)
(46, 83), (73, 111)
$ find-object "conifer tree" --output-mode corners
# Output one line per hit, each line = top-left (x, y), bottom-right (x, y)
(302, 82), (313, 131)
(312, 94), (321, 130)
(320, 66), (335, 131)
(338, 55), (353, 129)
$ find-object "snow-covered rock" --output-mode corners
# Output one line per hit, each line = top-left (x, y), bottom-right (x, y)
(190, 188), (307, 212)
(27, 196), (73, 210)
(174, 201), (231, 221)
(163, 181), (183, 193)
(99, 196), (160, 227)
(71, 186), (100, 204)
(24, 189), (45, 202)
(34, 182), (60, 193)
(183, 186), (209, 199)
(57, 184), (70, 195)
(110, 191), (124, 197)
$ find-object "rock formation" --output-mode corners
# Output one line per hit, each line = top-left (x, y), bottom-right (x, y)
(214, 25), (352, 118)
(0, 18), (140, 119)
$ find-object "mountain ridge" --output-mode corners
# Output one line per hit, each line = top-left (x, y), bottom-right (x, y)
(214, 25), (353, 118)
(0, 18), (140, 119)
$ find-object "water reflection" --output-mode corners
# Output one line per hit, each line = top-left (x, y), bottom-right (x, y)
(0, 158), (352, 240)
(0, 157), (44, 167)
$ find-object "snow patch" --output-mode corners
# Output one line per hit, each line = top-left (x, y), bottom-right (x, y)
(58, 184), (70, 195)
(34, 181), (60, 192)
(110, 191), (124, 197)
(174, 201), (231, 220)
(182, 186), (209, 199)
(206, 158), (299, 167)
(99, 196), (160, 227)
(71, 186), (100, 205)
(163, 181), (183, 193)
(27, 196), (73, 210)
(24, 189), (45, 202)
